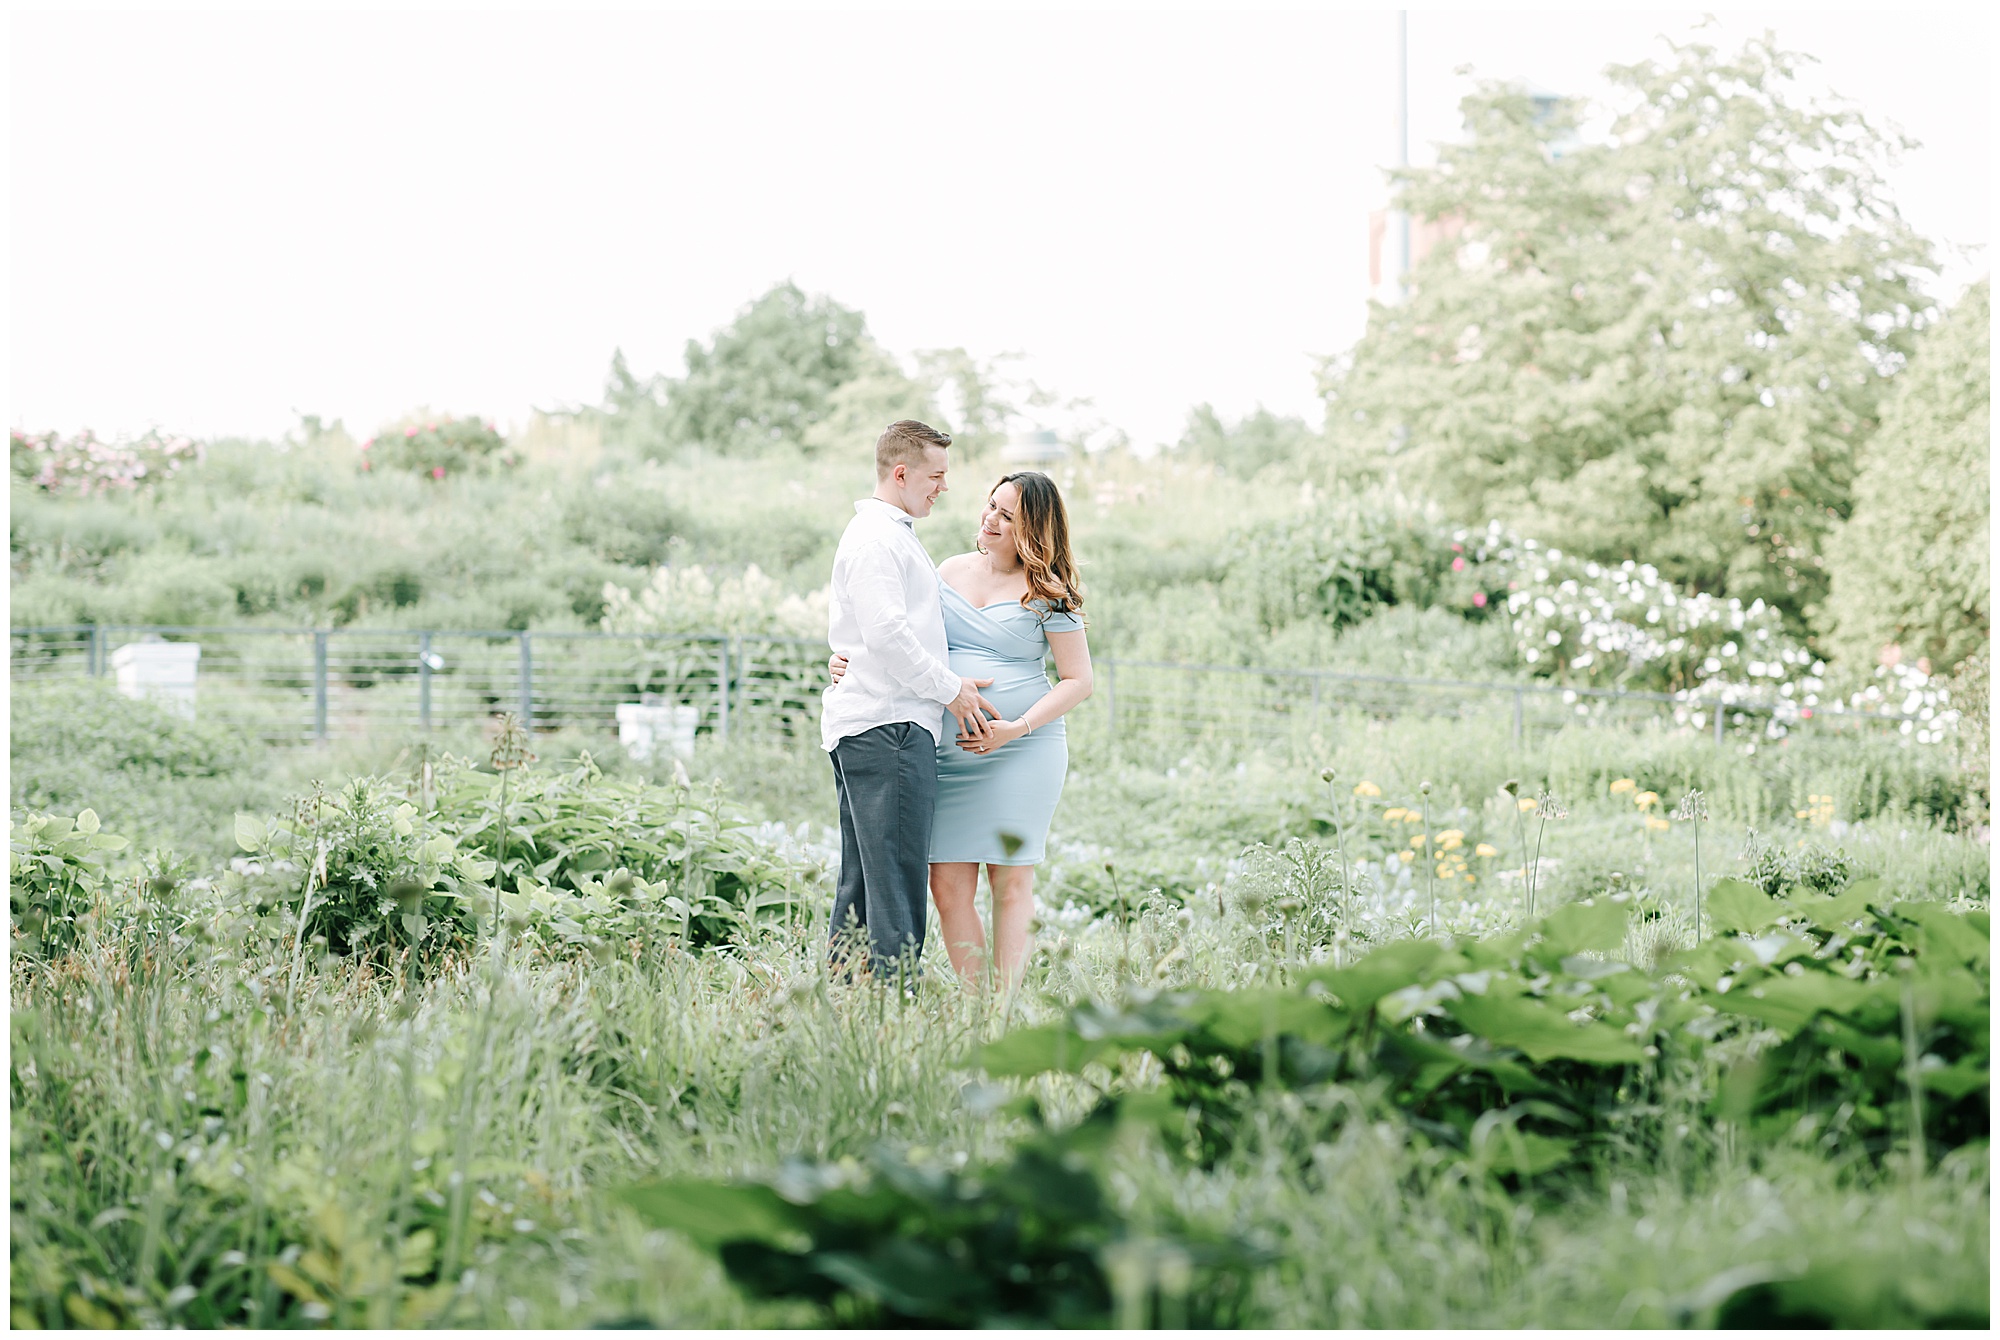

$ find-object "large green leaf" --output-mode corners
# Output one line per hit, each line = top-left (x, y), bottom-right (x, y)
(1447, 993), (1643, 1064)
(1197, 989), (1348, 1050)
(619, 1179), (800, 1249)
(1300, 939), (1445, 1010)
(1798, 878), (1887, 930)
(1538, 898), (1631, 954)
(975, 1024), (1117, 1077)
(1707, 971), (1890, 1036)
(1890, 902), (1990, 972)
(1706, 879), (1781, 935)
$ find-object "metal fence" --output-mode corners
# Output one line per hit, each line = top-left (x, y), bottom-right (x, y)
(10, 624), (1919, 754)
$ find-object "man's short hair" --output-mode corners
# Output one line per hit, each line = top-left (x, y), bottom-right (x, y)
(876, 420), (952, 479)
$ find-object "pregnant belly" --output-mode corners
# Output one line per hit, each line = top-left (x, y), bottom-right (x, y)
(947, 650), (1054, 722)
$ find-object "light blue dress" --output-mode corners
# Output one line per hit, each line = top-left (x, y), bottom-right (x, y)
(930, 584), (1083, 866)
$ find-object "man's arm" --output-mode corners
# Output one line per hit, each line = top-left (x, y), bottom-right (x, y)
(845, 542), (996, 735)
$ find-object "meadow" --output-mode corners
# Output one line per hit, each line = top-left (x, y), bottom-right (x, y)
(9, 442), (1989, 1324)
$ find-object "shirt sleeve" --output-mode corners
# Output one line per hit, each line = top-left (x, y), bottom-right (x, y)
(846, 540), (962, 705)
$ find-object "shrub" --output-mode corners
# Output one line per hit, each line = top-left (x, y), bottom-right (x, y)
(10, 427), (201, 496)
(360, 416), (518, 480)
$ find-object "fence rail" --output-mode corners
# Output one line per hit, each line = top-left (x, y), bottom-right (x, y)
(10, 624), (1919, 754)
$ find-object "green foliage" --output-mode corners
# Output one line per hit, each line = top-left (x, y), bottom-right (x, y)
(1173, 403), (1318, 478)
(426, 754), (819, 948)
(10, 426), (201, 496)
(230, 779), (487, 958)
(8, 809), (129, 957)
(981, 892), (1989, 1170)
(1825, 279), (1990, 674)
(1219, 491), (1480, 637)
(620, 1103), (1266, 1327)
(1323, 35), (1934, 629)
(643, 282), (889, 456)
(8, 678), (281, 861)
(360, 416), (518, 480)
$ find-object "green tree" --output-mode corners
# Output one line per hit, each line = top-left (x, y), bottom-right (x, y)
(1174, 404), (1318, 478)
(1320, 35), (1935, 630)
(1824, 280), (1989, 675)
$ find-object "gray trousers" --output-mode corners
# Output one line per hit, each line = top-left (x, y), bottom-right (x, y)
(828, 722), (937, 981)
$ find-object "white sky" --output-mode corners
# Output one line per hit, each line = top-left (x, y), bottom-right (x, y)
(8, 6), (1991, 452)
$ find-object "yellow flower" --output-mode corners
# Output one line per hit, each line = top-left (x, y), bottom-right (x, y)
(1645, 816), (1670, 832)
(1437, 829), (1464, 850)
(1435, 864), (1451, 879)
(1409, 834), (1428, 849)
(1398, 850), (1414, 864)
(1610, 778), (1636, 795)
(1353, 780), (1382, 797)
(1382, 807), (1409, 822)
(1634, 791), (1660, 810)
(1518, 797), (1538, 813)
(1475, 843), (1499, 858)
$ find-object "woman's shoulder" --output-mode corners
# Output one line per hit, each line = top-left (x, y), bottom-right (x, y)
(936, 552), (978, 578)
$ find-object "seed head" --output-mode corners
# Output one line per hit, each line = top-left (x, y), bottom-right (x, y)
(1672, 790), (1708, 822)
(1534, 791), (1569, 821)
(1501, 778), (1521, 797)
(1320, 768), (1336, 784)
(1419, 781), (1433, 796)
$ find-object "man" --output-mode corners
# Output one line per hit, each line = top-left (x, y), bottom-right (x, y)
(822, 419), (996, 982)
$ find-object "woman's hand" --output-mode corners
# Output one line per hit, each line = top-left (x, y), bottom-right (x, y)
(828, 652), (849, 684)
(958, 718), (1029, 755)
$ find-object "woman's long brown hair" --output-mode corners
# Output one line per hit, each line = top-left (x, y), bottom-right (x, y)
(988, 471), (1085, 622)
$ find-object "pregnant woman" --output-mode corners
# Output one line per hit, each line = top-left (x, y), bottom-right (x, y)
(832, 471), (1092, 990)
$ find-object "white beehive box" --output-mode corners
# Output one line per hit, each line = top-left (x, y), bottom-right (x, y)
(110, 640), (201, 719)
(615, 700), (698, 761)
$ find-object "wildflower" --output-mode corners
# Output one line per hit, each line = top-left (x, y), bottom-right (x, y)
(1609, 778), (1636, 795)
(1473, 591), (1488, 608)
(1437, 829), (1464, 850)
(1419, 781), (1433, 796)
(1451, 556), (1466, 572)
(1534, 792), (1568, 821)
(1320, 768), (1336, 783)
(1645, 816), (1670, 832)
(1672, 791), (1708, 822)
(1475, 843), (1499, 858)
(431, 466), (446, 479)
(1398, 850), (1414, 864)
(1382, 807), (1409, 822)
(1409, 834), (1428, 849)
(1634, 790), (1660, 810)
(1353, 780), (1381, 797)
(1518, 797), (1538, 813)
(405, 426), (419, 437)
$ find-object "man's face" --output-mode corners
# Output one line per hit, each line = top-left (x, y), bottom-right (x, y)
(891, 445), (950, 517)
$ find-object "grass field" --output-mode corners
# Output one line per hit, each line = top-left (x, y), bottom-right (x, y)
(9, 672), (1989, 1328)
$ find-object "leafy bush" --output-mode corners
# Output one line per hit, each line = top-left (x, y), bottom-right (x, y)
(10, 427), (201, 496)
(980, 889), (1989, 1170)
(9, 678), (282, 861)
(8, 809), (130, 957)
(229, 779), (490, 959)
(620, 1103), (1267, 1327)
(427, 755), (820, 949)
(359, 416), (518, 479)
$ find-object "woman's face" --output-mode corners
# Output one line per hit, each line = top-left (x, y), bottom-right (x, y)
(979, 481), (1023, 563)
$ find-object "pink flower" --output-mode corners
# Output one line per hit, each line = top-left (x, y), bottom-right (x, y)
(1451, 557), (1466, 572)
(360, 439), (372, 451)
(1472, 591), (1488, 608)
(361, 460), (372, 471)
(405, 426), (419, 437)
(431, 466), (445, 478)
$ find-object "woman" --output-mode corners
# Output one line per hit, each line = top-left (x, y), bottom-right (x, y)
(830, 471), (1092, 990)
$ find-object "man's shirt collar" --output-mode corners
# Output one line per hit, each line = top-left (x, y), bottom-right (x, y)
(855, 497), (917, 529)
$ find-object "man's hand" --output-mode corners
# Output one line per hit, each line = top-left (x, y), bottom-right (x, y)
(828, 652), (849, 684)
(958, 718), (1028, 755)
(948, 677), (997, 739)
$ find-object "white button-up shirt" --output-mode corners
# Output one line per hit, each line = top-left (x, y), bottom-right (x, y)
(821, 498), (961, 751)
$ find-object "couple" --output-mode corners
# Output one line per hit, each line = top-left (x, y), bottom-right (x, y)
(820, 419), (1092, 991)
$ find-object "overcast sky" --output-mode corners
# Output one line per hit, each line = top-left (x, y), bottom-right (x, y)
(9, 6), (1991, 451)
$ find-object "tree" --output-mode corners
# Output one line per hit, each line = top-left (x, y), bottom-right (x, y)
(1823, 280), (1989, 675)
(1173, 404), (1318, 478)
(1320, 34), (1935, 631)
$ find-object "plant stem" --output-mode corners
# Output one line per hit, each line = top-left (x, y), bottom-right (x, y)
(1421, 793), (1435, 938)
(1691, 816), (1702, 945)
(1326, 780), (1354, 968)
(1901, 973), (1927, 1178)
(1514, 806), (1531, 925)
(1530, 817), (1548, 921)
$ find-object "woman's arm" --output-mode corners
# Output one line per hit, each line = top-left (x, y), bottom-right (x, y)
(956, 627), (1093, 750)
